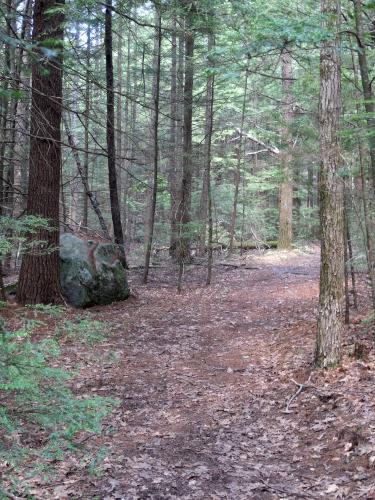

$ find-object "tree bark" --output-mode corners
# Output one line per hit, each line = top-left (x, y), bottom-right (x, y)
(205, 34), (215, 285)
(17, 0), (65, 305)
(229, 69), (248, 252)
(353, 0), (375, 193)
(83, 18), (91, 231)
(170, 22), (185, 259)
(177, 3), (195, 289)
(143, 6), (162, 283)
(350, 42), (375, 313)
(315, 0), (344, 368)
(358, 137), (375, 313)
(168, 15), (179, 259)
(116, 16), (123, 206)
(278, 46), (294, 249)
(105, 0), (128, 268)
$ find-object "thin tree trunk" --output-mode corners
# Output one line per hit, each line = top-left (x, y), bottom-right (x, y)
(229, 69), (248, 252)
(315, 0), (344, 368)
(69, 23), (81, 227)
(64, 119), (111, 240)
(123, 25), (134, 241)
(353, 0), (375, 193)
(278, 46), (294, 249)
(105, 0), (128, 268)
(61, 159), (68, 231)
(83, 19), (91, 231)
(344, 189), (350, 324)
(358, 140), (375, 313)
(171, 23), (184, 258)
(169, 15), (179, 258)
(116, 17), (123, 207)
(350, 43), (375, 313)
(0, 0), (12, 285)
(199, 35), (215, 257)
(346, 218), (358, 310)
(17, 0), (65, 305)
(307, 165), (314, 208)
(177, 4), (195, 291)
(143, 7), (162, 284)
(205, 34), (215, 285)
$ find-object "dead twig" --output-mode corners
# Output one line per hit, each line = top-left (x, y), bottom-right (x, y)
(285, 372), (313, 412)
(256, 474), (317, 498)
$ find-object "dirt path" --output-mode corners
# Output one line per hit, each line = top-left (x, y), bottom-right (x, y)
(55, 249), (375, 498)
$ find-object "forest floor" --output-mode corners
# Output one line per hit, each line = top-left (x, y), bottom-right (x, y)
(3, 246), (375, 499)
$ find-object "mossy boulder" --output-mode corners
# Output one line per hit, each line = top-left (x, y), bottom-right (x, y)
(60, 233), (130, 308)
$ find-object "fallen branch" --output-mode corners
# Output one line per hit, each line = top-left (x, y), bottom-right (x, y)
(256, 474), (317, 498)
(285, 373), (313, 412)
(216, 262), (260, 269)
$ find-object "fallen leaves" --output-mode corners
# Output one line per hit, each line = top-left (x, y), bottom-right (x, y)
(3, 248), (375, 498)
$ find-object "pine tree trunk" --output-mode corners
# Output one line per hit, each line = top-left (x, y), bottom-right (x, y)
(315, 0), (344, 368)
(176, 5), (194, 275)
(278, 46), (294, 249)
(350, 43), (375, 313)
(344, 188), (350, 324)
(168, 15), (179, 259)
(105, 0), (128, 268)
(143, 7), (162, 283)
(205, 34), (215, 285)
(83, 19), (91, 232)
(229, 70), (248, 252)
(123, 26), (134, 241)
(353, 0), (375, 193)
(171, 24), (184, 259)
(116, 18), (123, 206)
(358, 139), (375, 313)
(17, 0), (65, 305)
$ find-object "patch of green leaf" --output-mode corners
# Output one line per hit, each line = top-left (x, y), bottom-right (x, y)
(25, 303), (66, 318)
(0, 319), (118, 490)
(57, 318), (110, 346)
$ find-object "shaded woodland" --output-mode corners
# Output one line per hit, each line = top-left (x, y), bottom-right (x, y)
(1, 0), (375, 497)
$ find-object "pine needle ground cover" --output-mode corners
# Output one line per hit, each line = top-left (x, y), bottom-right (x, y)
(0, 308), (118, 498)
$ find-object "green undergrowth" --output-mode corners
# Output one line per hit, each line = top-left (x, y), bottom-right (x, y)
(25, 303), (66, 318)
(361, 313), (375, 325)
(56, 318), (110, 345)
(0, 310), (119, 496)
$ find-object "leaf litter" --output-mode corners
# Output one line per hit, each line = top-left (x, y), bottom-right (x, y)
(2, 247), (375, 498)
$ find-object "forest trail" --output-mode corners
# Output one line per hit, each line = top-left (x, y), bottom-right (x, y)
(56, 248), (375, 499)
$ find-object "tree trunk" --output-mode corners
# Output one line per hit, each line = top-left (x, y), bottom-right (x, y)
(229, 69), (248, 252)
(168, 15), (179, 259)
(123, 25), (134, 242)
(315, 0), (344, 368)
(205, 34), (215, 285)
(64, 119), (111, 240)
(105, 0), (128, 268)
(83, 18), (91, 232)
(17, 0), (65, 305)
(143, 7), (162, 283)
(346, 218), (358, 310)
(177, 3), (194, 287)
(343, 188), (350, 324)
(171, 23), (185, 259)
(350, 43), (375, 313)
(278, 46), (294, 249)
(116, 17), (123, 206)
(358, 138), (375, 313)
(353, 0), (375, 193)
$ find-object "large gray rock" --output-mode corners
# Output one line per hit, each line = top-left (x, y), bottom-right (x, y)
(60, 233), (130, 308)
